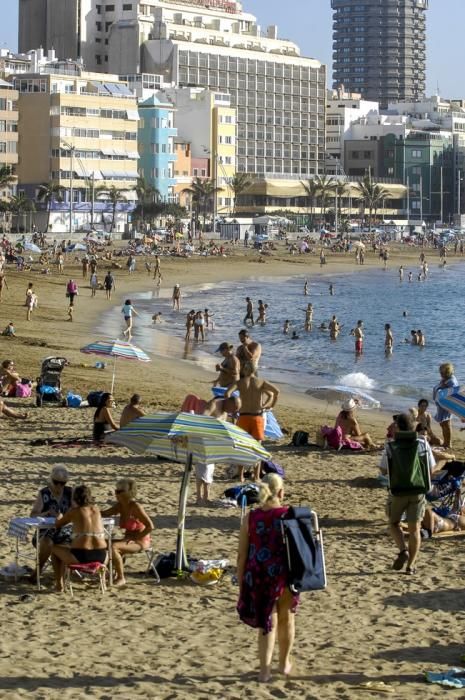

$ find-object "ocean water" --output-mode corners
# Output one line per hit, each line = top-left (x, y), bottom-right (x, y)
(98, 261), (465, 411)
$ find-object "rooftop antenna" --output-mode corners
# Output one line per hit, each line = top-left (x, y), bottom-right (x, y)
(437, 81), (440, 98)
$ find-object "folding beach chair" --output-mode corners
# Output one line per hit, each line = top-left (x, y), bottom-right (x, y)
(64, 562), (108, 596)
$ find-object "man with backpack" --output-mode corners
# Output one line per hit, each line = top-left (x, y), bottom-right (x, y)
(383, 413), (435, 575)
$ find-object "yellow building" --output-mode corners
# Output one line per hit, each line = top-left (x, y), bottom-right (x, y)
(0, 79), (18, 197)
(163, 87), (236, 215)
(212, 102), (236, 214)
(13, 63), (139, 233)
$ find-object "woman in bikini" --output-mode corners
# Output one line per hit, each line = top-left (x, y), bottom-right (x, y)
(51, 484), (107, 592)
(93, 392), (118, 444)
(102, 478), (153, 587)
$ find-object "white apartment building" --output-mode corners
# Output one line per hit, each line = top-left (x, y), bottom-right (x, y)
(325, 87), (378, 173)
(19, 0), (327, 179)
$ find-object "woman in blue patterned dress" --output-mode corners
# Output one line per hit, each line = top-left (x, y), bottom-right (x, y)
(237, 474), (299, 683)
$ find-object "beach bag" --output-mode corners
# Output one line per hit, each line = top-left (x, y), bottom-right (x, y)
(66, 392), (82, 408)
(386, 432), (431, 496)
(260, 459), (285, 478)
(224, 483), (260, 506)
(292, 430), (309, 447)
(281, 506), (327, 593)
(15, 382), (32, 398)
(87, 391), (104, 408)
(153, 553), (176, 579)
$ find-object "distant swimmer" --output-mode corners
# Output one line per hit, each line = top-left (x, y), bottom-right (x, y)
(399, 266), (404, 281)
(384, 323), (393, 354)
(152, 312), (163, 324)
(291, 331), (300, 340)
(351, 320), (364, 355)
(319, 322), (328, 331)
(417, 329), (426, 347)
(303, 280), (308, 296)
(243, 296), (255, 326)
(283, 320), (290, 335)
(407, 329), (419, 345)
(329, 315), (340, 339)
(204, 308), (214, 330)
(257, 299), (268, 326)
(329, 283), (334, 296)
(403, 310), (408, 317)
(408, 272), (413, 282)
(304, 303), (313, 331)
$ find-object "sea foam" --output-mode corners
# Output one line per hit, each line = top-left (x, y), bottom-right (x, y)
(338, 372), (377, 390)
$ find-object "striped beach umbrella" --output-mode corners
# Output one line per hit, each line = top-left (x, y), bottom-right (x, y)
(437, 386), (465, 420)
(80, 339), (150, 393)
(107, 412), (270, 570)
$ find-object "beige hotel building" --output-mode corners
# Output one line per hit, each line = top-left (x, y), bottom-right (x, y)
(13, 63), (139, 232)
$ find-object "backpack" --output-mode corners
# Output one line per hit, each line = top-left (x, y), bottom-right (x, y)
(87, 391), (105, 407)
(386, 432), (431, 496)
(292, 430), (309, 447)
(280, 506), (327, 593)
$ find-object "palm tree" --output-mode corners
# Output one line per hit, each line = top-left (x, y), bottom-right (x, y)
(37, 182), (65, 233)
(354, 176), (390, 231)
(0, 165), (16, 193)
(9, 193), (35, 232)
(96, 185), (129, 232)
(135, 177), (160, 225)
(301, 179), (319, 229)
(182, 177), (222, 232)
(314, 175), (336, 225)
(227, 173), (254, 214)
(333, 181), (349, 225)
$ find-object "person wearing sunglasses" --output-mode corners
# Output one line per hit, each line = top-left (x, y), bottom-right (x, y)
(30, 465), (73, 580)
(101, 478), (153, 587)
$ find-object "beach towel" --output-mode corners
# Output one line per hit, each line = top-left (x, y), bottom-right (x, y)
(181, 394), (208, 414)
(425, 668), (465, 688)
(320, 425), (363, 451)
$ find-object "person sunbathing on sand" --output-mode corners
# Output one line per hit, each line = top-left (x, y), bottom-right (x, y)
(422, 507), (465, 536)
(335, 399), (380, 450)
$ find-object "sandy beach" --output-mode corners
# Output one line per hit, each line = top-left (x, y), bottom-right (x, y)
(0, 242), (464, 699)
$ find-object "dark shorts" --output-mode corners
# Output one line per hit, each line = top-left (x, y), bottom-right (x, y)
(68, 293), (76, 305)
(70, 548), (107, 564)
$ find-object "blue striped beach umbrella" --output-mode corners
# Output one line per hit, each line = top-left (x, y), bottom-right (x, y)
(437, 386), (465, 420)
(80, 339), (150, 393)
(107, 412), (270, 570)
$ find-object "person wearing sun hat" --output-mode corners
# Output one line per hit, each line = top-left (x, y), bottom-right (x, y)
(335, 398), (379, 450)
(214, 342), (240, 387)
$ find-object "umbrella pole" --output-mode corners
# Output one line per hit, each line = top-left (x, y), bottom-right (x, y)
(111, 356), (117, 394)
(175, 452), (193, 572)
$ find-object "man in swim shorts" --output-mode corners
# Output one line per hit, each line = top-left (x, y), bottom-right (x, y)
(353, 320), (364, 355)
(243, 297), (255, 326)
(225, 361), (279, 481)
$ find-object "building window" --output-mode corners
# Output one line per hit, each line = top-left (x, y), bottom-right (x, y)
(411, 150), (423, 159)
(123, 3), (132, 9)
(96, 22), (102, 31)
(105, 4), (115, 10)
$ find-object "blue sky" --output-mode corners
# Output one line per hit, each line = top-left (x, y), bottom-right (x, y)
(2, 0), (464, 97)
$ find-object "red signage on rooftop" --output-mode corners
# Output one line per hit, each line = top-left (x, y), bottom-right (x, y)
(169, 0), (238, 13)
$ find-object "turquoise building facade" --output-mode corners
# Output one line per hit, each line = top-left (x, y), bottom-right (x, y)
(138, 94), (177, 202)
